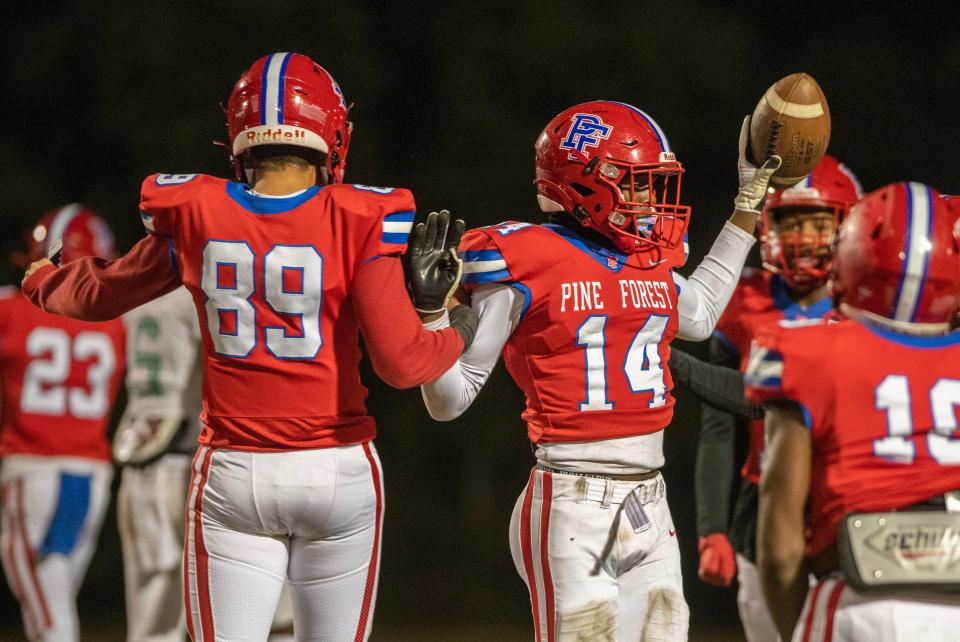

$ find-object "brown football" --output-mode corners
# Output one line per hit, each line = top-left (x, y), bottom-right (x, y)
(749, 73), (831, 188)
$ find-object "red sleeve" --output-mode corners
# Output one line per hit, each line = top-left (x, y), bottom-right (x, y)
(744, 322), (833, 433)
(22, 234), (181, 321)
(352, 256), (463, 388)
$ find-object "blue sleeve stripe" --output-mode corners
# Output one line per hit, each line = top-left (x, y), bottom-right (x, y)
(800, 403), (814, 430)
(462, 249), (504, 262)
(463, 268), (512, 284)
(384, 210), (415, 223)
(382, 232), (411, 245)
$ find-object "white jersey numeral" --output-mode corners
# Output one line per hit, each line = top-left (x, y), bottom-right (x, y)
(576, 314), (669, 412)
(623, 315), (669, 408)
(20, 327), (116, 418)
(263, 246), (323, 358)
(201, 241), (324, 359)
(873, 374), (960, 465)
(577, 315), (613, 410)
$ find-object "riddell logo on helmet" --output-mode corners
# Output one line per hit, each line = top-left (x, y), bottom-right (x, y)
(246, 128), (305, 144)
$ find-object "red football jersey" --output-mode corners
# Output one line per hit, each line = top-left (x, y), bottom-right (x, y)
(0, 287), (125, 460)
(139, 174), (415, 451)
(745, 319), (960, 557)
(460, 221), (684, 444)
(714, 268), (832, 483)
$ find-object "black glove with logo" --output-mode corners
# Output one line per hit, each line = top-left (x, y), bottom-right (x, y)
(405, 210), (465, 314)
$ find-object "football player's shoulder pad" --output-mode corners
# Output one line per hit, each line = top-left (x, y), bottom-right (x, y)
(326, 184), (414, 222)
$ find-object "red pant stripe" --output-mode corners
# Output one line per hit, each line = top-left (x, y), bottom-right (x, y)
(822, 580), (845, 642)
(183, 449), (199, 642)
(355, 442), (384, 642)
(16, 478), (52, 629)
(191, 447), (216, 641)
(520, 469), (542, 641)
(1, 483), (33, 633)
(539, 472), (555, 642)
(801, 579), (826, 642)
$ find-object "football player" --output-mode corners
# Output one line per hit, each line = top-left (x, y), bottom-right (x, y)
(0, 206), (124, 641)
(417, 101), (782, 641)
(21, 52), (477, 641)
(115, 286), (294, 641)
(692, 156), (862, 641)
(747, 183), (960, 641)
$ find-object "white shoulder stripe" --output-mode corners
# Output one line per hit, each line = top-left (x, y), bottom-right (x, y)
(382, 220), (414, 234)
(462, 259), (508, 274)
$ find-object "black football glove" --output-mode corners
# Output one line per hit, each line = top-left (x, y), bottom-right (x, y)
(405, 210), (465, 314)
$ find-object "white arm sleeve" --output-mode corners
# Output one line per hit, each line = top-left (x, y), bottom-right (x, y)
(420, 284), (523, 421)
(674, 221), (756, 341)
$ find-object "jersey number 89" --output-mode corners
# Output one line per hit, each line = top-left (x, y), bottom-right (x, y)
(201, 241), (323, 359)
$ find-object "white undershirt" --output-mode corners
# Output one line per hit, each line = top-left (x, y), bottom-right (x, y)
(422, 221), (755, 473)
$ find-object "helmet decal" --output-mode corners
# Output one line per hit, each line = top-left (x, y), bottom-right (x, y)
(892, 182), (935, 323)
(559, 114), (612, 158)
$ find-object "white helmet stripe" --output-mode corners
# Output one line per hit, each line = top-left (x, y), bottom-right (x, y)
(261, 52), (292, 126)
(46, 203), (82, 259)
(893, 182), (934, 323)
(606, 101), (671, 152)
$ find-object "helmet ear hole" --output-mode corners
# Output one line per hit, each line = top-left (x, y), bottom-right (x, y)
(569, 183), (594, 197)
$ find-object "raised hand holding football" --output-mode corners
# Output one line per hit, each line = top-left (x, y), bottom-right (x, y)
(749, 72), (831, 188)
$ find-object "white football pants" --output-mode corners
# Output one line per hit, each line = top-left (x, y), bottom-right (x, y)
(119, 453), (296, 642)
(184, 443), (384, 642)
(510, 468), (689, 642)
(793, 576), (960, 642)
(0, 455), (112, 642)
(736, 553), (780, 642)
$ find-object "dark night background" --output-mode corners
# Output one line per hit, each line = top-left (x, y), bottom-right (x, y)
(1, 2), (958, 639)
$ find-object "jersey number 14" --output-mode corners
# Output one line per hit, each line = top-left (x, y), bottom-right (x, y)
(576, 314), (669, 411)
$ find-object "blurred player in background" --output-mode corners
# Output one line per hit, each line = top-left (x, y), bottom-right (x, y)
(416, 101), (781, 641)
(748, 183), (960, 641)
(116, 286), (294, 641)
(692, 156), (862, 641)
(0, 206), (124, 642)
(22, 52), (476, 641)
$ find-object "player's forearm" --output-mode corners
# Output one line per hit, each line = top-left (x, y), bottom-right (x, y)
(758, 404), (813, 641)
(675, 222), (755, 341)
(420, 284), (518, 420)
(694, 404), (738, 536)
(670, 347), (760, 420)
(22, 235), (180, 321)
(354, 257), (464, 388)
(758, 524), (808, 641)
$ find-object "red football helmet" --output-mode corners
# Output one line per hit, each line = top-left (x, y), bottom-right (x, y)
(534, 101), (690, 254)
(832, 182), (960, 334)
(227, 52), (352, 185)
(21, 204), (114, 266)
(759, 154), (862, 290)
